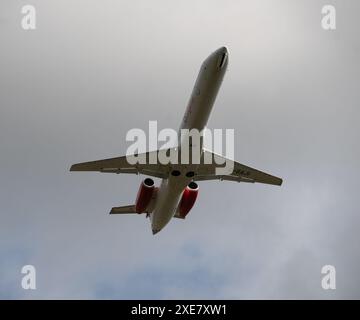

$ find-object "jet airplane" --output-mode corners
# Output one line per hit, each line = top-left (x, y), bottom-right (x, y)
(70, 47), (282, 234)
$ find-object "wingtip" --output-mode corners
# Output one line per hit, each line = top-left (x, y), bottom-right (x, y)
(70, 164), (82, 172)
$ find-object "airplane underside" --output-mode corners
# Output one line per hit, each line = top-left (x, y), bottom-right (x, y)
(70, 47), (282, 235)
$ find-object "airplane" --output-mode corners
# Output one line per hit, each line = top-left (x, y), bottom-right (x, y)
(70, 46), (282, 235)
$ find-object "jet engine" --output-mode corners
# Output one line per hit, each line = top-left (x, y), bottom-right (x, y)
(178, 182), (199, 218)
(135, 178), (155, 213)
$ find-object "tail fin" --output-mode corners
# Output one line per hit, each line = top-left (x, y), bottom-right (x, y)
(110, 205), (136, 214)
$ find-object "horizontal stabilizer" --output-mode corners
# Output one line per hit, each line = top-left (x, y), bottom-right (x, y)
(110, 205), (136, 214)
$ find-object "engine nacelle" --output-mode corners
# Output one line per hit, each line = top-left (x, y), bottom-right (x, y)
(135, 178), (155, 213)
(178, 182), (199, 218)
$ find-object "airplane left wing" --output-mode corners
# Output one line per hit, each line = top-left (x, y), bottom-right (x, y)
(70, 150), (170, 179)
(194, 149), (283, 186)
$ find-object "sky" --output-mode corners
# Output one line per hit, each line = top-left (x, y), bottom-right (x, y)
(0, 0), (359, 299)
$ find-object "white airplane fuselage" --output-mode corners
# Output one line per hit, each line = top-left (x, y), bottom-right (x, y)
(150, 47), (228, 234)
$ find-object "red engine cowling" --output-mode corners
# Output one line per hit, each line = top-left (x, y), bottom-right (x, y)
(135, 178), (155, 213)
(178, 182), (199, 218)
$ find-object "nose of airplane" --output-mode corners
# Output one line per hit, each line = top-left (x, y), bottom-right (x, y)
(218, 46), (228, 54)
(216, 46), (228, 69)
(213, 46), (228, 56)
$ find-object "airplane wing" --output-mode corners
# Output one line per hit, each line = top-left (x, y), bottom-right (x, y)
(194, 149), (283, 186)
(70, 150), (170, 179)
(70, 148), (282, 186)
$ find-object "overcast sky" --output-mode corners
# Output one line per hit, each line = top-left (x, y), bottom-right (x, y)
(1, 0), (359, 299)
